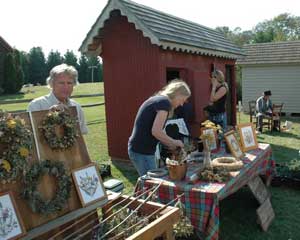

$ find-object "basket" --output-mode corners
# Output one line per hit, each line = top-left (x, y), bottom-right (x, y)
(167, 163), (187, 181)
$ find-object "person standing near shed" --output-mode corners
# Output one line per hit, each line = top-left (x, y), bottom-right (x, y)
(28, 64), (88, 134)
(204, 70), (228, 130)
(128, 79), (191, 176)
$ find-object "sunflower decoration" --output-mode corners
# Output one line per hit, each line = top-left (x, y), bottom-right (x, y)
(40, 109), (79, 151)
(0, 112), (32, 183)
(201, 120), (222, 132)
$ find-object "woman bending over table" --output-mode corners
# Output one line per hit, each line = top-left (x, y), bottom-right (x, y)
(128, 79), (191, 176)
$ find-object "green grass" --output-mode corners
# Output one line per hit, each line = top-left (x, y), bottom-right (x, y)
(0, 82), (104, 101)
(2, 83), (300, 239)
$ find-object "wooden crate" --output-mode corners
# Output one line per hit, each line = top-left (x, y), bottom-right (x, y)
(102, 194), (181, 240)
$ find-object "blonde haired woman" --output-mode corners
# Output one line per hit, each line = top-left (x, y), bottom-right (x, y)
(206, 69), (228, 130)
(128, 79), (191, 176)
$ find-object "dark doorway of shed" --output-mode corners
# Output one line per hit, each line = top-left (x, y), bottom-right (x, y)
(166, 68), (180, 82)
(225, 65), (234, 126)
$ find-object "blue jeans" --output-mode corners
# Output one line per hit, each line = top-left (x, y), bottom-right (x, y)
(128, 148), (156, 176)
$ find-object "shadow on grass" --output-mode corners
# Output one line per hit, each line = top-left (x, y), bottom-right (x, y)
(265, 143), (299, 164)
(0, 92), (25, 101)
(111, 161), (139, 187)
(87, 119), (106, 125)
(257, 131), (300, 139)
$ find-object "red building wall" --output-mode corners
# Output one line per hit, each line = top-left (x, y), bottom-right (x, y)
(101, 12), (237, 160)
(101, 12), (161, 160)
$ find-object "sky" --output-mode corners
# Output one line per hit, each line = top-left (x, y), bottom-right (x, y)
(1, 0), (300, 57)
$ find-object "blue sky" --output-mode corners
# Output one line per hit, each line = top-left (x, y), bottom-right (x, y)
(1, 0), (299, 56)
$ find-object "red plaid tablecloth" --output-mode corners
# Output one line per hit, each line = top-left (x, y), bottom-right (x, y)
(135, 143), (275, 240)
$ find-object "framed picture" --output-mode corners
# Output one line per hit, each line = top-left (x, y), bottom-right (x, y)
(200, 127), (218, 152)
(72, 163), (107, 207)
(0, 191), (26, 240)
(224, 130), (244, 159)
(237, 123), (258, 152)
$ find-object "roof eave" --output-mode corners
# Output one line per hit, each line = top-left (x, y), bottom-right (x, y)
(160, 41), (242, 60)
(79, 0), (160, 54)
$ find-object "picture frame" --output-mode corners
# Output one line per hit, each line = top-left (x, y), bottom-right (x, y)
(0, 191), (26, 240)
(200, 127), (218, 152)
(237, 123), (258, 152)
(224, 130), (244, 159)
(72, 163), (107, 207)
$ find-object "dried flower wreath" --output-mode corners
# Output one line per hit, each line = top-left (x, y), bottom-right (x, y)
(0, 112), (32, 183)
(22, 159), (71, 215)
(40, 110), (79, 150)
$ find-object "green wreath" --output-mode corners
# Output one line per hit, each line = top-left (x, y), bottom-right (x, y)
(22, 159), (72, 215)
(0, 112), (32, 183)
(40, 110), (79, 150)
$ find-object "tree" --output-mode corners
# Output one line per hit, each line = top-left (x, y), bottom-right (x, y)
(253, 13), (300, 43)
(20, 51), (30, 84)
(13, 50), (25, 92)
(28, 47), (47, 85)
(215, 26), (254, 46)
(63, 50), (78, 70)
(2, 52), (17, 94)
(46, 50), (63, 73)
(2, 49), (24, 94)
(78, 54), (89, 83)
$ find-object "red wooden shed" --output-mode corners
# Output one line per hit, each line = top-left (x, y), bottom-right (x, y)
(80, 0), (242, 161)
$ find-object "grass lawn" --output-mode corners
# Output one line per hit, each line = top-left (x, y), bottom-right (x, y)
(1, 83), (300, 239)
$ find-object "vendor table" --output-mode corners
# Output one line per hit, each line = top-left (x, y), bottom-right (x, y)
(136, 143), (275, 240)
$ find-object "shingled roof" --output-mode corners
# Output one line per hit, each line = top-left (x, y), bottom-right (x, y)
(79, 0), (242, 59)
(237, 40), (300, 65)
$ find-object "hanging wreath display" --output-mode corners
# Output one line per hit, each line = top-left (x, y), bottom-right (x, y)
(0, 112), (32, 184)
(40, 110), (79, 150)
(22, 159), (72, 215)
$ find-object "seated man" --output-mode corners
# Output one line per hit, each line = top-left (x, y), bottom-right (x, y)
(256, 90), (278, 133)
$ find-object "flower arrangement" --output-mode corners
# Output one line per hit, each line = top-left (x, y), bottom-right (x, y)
(39, 110), (79, 151)
(0, 112), (32, 183)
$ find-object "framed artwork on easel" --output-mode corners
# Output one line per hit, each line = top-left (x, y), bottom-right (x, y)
(200, 127), (219, 152)
(72, 163), (107, 207)
(224, 130), (244, 159)
(0, 191), (26, 240)
(237, 123), (258, 152)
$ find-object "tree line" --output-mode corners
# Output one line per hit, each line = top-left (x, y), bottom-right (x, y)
(1, 13), (299, 95)
(0, 47), (102, 94)
(216, 13), (300, 101)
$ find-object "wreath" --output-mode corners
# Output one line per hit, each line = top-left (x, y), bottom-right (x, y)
(40, 110), (78, 150)
(22, 159), (72, 215)
(0, 112), (32, 183)
(211, 157), (244, 171)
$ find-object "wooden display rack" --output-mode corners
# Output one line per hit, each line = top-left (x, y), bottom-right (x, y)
(102, 193), (180, 240)
(0, 108), (108, 239)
